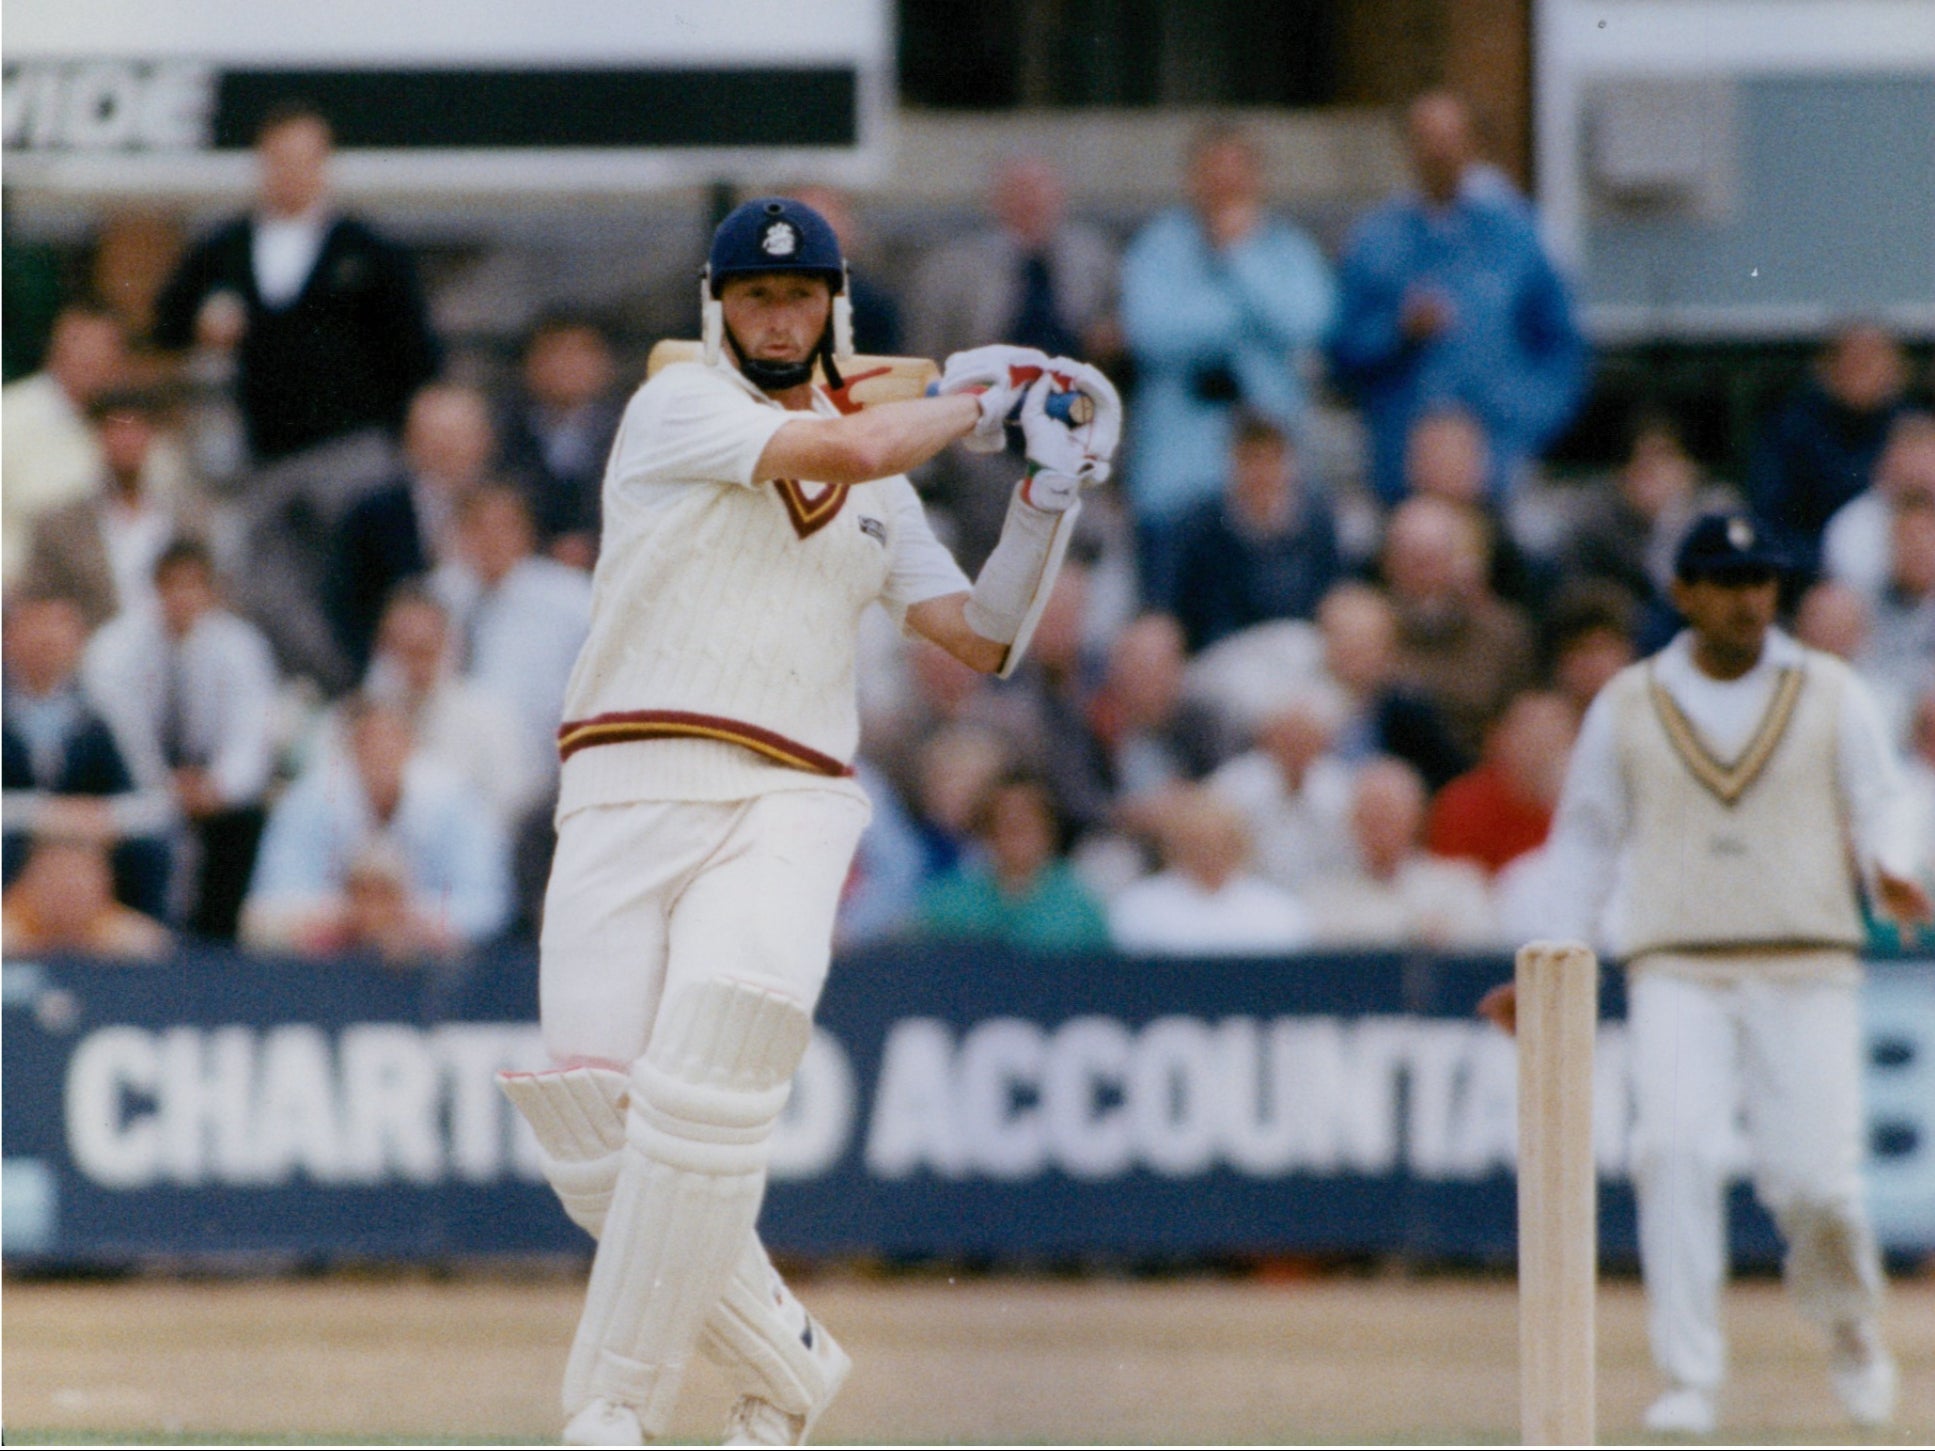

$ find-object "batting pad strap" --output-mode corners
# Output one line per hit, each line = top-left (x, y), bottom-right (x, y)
(703, 1237), (843, 1418)
(964, 487), (1081, 678)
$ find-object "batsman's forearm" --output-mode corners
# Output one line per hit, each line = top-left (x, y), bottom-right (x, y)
(763, 393), (980, 484)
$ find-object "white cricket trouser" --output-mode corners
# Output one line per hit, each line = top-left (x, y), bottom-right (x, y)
(538, 789), (871, 1068)
(1626, 959), (1883, 1392)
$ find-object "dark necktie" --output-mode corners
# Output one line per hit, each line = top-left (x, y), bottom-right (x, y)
(1009, 252), (1080, 359)
(159, 643), (199, 769)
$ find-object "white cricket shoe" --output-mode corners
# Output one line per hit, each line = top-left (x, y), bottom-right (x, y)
(1829, 1320), (1898, 1428)
(1643, 1385), (1717, 1437)
(563, 1396), (645, 1447)
(721, 1320), (852, 1447)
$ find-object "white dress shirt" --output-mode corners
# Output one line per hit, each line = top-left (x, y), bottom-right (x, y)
(252, 209), (330, 308)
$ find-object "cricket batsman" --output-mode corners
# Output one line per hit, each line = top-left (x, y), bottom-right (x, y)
(496, 196), (1120, 1446)
(1490, 512), (1932, 1436)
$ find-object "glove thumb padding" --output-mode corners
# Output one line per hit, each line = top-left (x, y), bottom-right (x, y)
(1019, 374), (1093, 484)
(1045, 357), (1122, 483)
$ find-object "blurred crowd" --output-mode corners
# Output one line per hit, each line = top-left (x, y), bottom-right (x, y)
(6, 95), (1934, 967)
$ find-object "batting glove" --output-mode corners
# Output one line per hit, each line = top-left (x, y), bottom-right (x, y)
(1018, 374), (1093, 512)
(1042, 356), (1124, 483)
(937, 344), (1054, 452)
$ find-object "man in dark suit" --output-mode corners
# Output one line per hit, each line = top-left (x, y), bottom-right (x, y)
(150, 102), (443, 690)
(151, 102), (440, 466)
(331, 383), (497, 674)
(2, 590), (173, 915)
(496, 312), (626, 570)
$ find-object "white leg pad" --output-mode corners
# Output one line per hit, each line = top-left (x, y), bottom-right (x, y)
(498, 1065), (630, 1237)
(500, 1064), (843, 1418)
(705, 1236), (848, 1420)
(562, 978), (812, 1434)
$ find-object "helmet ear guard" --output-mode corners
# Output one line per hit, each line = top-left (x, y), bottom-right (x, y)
(831, 266), (854, 362)
(700, 264), (724, 366)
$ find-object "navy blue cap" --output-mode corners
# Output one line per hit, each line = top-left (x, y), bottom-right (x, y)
(707, 198), (845, 296)
(1673, 512), (1786, 583)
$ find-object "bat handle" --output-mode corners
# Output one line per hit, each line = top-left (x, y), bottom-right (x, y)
(924, 383), (1090, 426)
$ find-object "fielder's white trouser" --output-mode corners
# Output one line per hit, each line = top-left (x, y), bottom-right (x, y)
(1626, 959), (1883, 1392)
(535, 790), (870, 1431)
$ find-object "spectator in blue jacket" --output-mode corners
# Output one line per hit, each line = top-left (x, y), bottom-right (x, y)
(1747, 321), (1914, 581)
(1327, 91), (1587, 507)
(1120, 122), (1336, 604)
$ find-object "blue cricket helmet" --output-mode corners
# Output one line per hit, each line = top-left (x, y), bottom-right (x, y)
(707, 198), (846, 295)
(701, 197), (854, 387)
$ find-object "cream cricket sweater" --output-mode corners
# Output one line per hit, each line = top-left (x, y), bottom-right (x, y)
(556, 359), (968, 815)
(1605, 645), (1864, 956)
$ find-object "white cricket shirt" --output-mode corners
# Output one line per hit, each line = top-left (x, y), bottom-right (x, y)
(556, 358), (969, 813)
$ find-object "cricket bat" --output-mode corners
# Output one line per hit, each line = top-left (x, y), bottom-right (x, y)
(645, 340), (937, 415)
(645, 340), (1094, 424)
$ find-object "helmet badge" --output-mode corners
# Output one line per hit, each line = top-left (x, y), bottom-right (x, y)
(761, 220), (800, 257)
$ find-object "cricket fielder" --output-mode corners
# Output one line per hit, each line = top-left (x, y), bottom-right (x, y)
(497, 196), (1120, 1447)
(1497, 512), (1932, 1436)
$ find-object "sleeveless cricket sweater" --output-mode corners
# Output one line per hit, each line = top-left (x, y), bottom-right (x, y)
(555, 361), (952, 813)
(1606, 649), (1865, 957)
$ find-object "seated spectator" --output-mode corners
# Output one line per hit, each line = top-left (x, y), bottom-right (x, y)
(1823, 412), (1935, 601)
(862, 635), (1039, 816)
(331, 382), (498, 674)
(240, 696), (512, 959)
(1862, 491), (1935, 740)
(1315, 581), (1469, 790)
(1108, 785), (1313, 956)
(1307, 757), (1497, 948)
(1793, 579), (1873, 665)
(784, 184), (904, 356)
(22, 385), (207, 630)
(3, 831), (172, 961)
(1086, 612), (1226, 837)
(82, 539), (278, 939)
(909, 721), (1016, 881)
(431, 483), (593, 775)
(834, 759), (929, 952)
(1401, 406), (1554, 611)
(1165, 412), (1341, 652)
(1426, 689), (1578, 875)
(496, 310), (625, 569)
(1204, 687), (1357, 894)
(1873, 687), (1935, 957)
(1543, 583), (1638, 717)
(312, 585), (543, 828)
(917, 773), (1111, 953)
(1749, 321), (1913, 579)
(1380, 495), (1537, 761)
(991, 561), (1113, 839)
(905, 153), (1120, 570)
(3, 590), (174, 914)
(3, 303), (187, 583)
(1566, 409), (1734, 641)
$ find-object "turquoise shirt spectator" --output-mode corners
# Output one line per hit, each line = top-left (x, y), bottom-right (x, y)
(1119, 207), (1336, 528)
(916, 858), (1111, 953)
